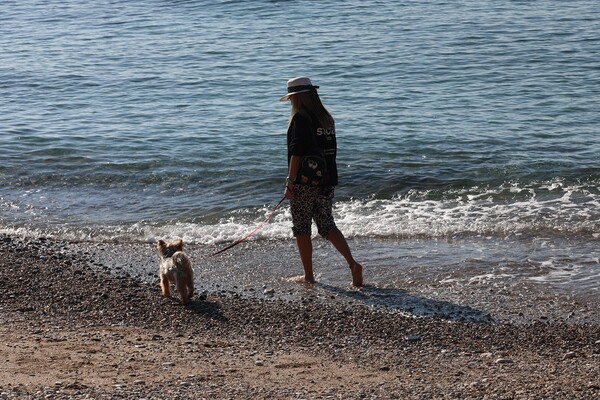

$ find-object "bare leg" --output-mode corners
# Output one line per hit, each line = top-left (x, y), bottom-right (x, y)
(296, 234), (315, 283)
(326, 227), (363, 287)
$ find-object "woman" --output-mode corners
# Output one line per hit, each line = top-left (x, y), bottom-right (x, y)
(280, 76), (363, 286)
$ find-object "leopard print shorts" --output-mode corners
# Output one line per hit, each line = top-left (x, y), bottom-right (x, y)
(290, 185), (337, 237)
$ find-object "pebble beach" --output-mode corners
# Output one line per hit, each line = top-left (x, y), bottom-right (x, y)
(3, 1), (600, 398)
(1, 234), (598, 400)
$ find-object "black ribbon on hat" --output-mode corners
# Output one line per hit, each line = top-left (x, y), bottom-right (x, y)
(287, 84), (319, 93)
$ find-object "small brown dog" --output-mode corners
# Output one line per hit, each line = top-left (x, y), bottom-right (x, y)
(157, 239), (194, 304)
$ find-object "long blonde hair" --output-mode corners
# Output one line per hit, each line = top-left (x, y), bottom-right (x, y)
(288, 89), (334, 128)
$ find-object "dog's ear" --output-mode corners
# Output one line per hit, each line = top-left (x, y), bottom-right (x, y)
(174, 239), (184, 251)
(157, 240), (167, 255)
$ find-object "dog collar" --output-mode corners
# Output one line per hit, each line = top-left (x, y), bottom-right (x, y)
(160, 248), (178, 258)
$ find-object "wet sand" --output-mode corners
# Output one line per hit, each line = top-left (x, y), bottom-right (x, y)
(1, 234), (599, 399)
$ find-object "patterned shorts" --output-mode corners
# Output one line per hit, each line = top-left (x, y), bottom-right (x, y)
(290, 185), (337, 237)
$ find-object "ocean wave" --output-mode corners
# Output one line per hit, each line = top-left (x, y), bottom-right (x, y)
(2, 180), (598, 244)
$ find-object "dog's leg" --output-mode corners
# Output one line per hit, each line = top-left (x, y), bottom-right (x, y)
(160, 274), (170, 297)
(187, 282), (194, 301)
(176, 277), (188, 304)
(187, 269), (194, 300)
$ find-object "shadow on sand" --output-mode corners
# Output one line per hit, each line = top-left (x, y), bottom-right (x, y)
(173, 282), (492, 324)
(318, 283), (493, 323)
(184, 296), (228, 322)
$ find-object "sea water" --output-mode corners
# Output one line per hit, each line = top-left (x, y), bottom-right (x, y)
(1, 0), (599, 301)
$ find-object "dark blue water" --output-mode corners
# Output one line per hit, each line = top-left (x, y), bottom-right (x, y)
(1, 0), (599, 294)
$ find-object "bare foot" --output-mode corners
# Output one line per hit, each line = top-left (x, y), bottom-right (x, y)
(286, 275), (316, 285)
(350, 263), (363, 287)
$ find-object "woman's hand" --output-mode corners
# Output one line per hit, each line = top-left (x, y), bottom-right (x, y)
(284, 184), (294, 200)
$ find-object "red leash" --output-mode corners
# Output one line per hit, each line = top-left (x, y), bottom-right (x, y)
(211, 196), (286, 256)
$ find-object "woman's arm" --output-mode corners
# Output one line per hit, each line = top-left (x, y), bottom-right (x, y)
(284, 155), (301, 199)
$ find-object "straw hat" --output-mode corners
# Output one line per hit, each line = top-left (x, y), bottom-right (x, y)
(279, 76), (319, 101)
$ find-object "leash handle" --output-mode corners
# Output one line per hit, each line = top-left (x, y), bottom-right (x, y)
(211, 196), (286, 256)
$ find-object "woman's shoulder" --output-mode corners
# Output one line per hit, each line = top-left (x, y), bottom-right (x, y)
(293, 109), (312, 122)
(290, 110), (314, 129)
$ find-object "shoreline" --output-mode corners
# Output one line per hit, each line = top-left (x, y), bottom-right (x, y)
(10, 233), (598, 325)
(1, 234), (599, 399)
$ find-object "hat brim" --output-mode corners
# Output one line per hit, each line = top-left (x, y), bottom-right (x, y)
(279, 89), (312, 102)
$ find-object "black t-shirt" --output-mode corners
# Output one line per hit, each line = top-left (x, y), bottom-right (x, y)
(287, 110), (338, 187)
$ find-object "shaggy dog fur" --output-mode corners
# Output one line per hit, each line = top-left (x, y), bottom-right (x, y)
(157, 239), (194, 304)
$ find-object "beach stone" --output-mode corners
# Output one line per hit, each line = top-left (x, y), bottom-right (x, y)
(2, 233), (599, 400)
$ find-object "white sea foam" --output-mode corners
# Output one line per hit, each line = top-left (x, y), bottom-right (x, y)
(5, 180), (598, 245)
(131, 183), (596, 245)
